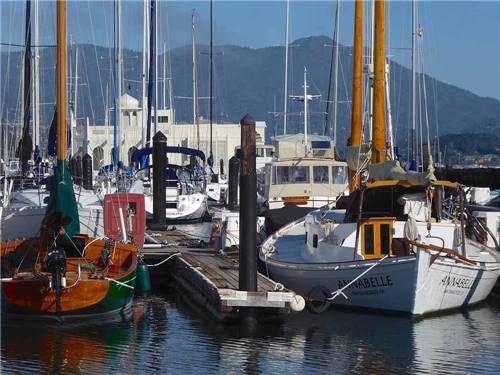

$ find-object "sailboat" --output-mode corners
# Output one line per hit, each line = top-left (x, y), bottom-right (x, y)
(259, 0), (500, 315)
(1, 0), (141, 318)
(1, 1), (105, 241)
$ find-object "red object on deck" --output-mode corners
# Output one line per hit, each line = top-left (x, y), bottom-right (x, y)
(104, 193), (146, 248)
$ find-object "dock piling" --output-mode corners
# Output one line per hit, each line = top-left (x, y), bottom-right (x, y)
(228, 153), (239, 210)
(82, 153), (93, 190)
(151, 131), (167, 229)
(239, 114), (257, 323)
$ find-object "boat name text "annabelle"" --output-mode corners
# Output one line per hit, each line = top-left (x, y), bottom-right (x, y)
(337, 275), (393, 289)
(440, 275), (474, 289)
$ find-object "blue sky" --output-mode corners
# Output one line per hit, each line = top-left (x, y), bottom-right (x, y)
(1, 1), (499, 99)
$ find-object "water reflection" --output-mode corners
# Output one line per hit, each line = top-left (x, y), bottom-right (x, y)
(2, 293), (499, 374)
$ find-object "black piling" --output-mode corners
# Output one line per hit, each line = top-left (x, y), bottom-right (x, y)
(75, 155), (83, 185)
(82, 154), (93, 190)
(150, 131), (167, 230)
(228, 154), (240, 210)
(220, 158), (224, 176)
(238, 114), (257, 325)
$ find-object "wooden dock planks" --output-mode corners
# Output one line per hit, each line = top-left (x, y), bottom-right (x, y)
(142, 228), (299, 321)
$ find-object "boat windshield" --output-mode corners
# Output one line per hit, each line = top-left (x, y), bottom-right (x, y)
(332, 166), (348, 185)
(273, 166), (310, 184)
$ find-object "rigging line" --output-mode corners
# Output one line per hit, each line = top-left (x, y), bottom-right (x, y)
(323, 0), (339, 136)
(86, 0), (106, 121)
(417, 59), (424, 170)
(0, 43), (56, 48)
(0, 2), (16, 128)
(419, 32), (432, 166)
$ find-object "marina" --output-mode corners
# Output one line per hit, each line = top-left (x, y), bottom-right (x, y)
(1, 0), (500, 373)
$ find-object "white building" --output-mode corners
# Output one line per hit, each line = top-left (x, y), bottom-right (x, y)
(73, 94), (266, 174)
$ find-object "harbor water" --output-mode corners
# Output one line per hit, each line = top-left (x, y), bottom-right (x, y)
(2, 292), (499, 374)
(2, 222), (500, 374)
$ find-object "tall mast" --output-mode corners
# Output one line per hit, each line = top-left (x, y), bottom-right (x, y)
(163, 42), (166, 109)
(209, 0), (213, 165)
(283, 0), (290, 135)
(56, 0), (67, 161)
(113, 0), (122, 166)
(141, 0), (149, 146)
(331, 0), (341, 151)
(303, 66), (308, 156)
(411, 0), (417, 168)
(371, 0), (386, 164)
(349, 0), (363, 192)
(145, 0), (155, 149)
(191, 10), (200, 149)
(33, 0), (40, 151)
(154, 0), (158, 135)
(18, 0), (32, 173)
(72, 47), (78, 156)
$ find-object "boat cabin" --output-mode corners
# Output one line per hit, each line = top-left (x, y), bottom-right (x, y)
(266, 158), (348, 208)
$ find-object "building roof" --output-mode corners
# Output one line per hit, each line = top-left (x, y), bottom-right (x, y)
(120, 94), (140, 110)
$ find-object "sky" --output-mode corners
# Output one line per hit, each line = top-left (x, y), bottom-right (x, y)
(1, 0), (499, 100)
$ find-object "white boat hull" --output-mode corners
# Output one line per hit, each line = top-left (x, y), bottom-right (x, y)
(1, 205), (104, 241)
(144, 193), (207, 223)
(261, 221), (500, 315)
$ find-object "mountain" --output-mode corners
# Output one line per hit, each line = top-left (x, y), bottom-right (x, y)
(1, 36), (499, 156)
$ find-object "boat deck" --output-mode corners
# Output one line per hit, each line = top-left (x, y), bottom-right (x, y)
(143, 227), (299, 321)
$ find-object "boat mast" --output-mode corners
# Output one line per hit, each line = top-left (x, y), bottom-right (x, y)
(348, 0), (363, 192)
(385, 57), (394, 160)
(163, 42), (166, 109)
(208, 0), (213, 166)
(303, 66), (308, 156)
(33, 0), (40, 153)
(283, 0), (290, 135)
(411, 0), (417, 169)
(331, 0), (341, 152)
(191, 10), (200, 149)
(18, 0), (32, 174)
(154, 0), (158, 135)
(371, 0), (386, 164)
(141, 0), (149, 146)
(146, 0), (155, 150)
(72, 47), (78, 156)
(113, 0), (122, 166)
(56, 0), (67, 161)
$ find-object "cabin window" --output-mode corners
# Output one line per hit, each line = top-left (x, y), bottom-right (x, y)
(364, 224), (374, 255)
(313, 166), (329, 183)
(332, 166), (348, 185)
(256, 148), (266, 157)
(313, 234), (318, 248)
(305, 232), (308, 244)
(361, 219), (394, 259)
(380, 224), (390, 254)
(153, 115), (169, 123)
(273, 166), (310, 184)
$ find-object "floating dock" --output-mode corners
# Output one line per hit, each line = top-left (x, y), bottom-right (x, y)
(142, 228), (302, 322)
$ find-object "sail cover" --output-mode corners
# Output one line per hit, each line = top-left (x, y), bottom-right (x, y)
(45, 159), (80, 237)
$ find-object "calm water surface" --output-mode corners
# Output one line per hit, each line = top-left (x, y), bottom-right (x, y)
(2, 292), (499, 374)
(2, 220), (499, 373)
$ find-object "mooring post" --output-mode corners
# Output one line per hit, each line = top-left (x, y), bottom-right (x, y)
(151, 131), (167, 229)
(75, 155), (83, 186)
(239, 114), (257, 324)
(82, 153), (93, 190)
(228, 152), (240, 210)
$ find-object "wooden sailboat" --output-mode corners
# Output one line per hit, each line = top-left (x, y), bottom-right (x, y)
(259, 0), (500, 316)
(1, 0), (141, 318)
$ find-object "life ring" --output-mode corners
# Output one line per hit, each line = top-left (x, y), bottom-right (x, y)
(306, 286), (332, 314)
